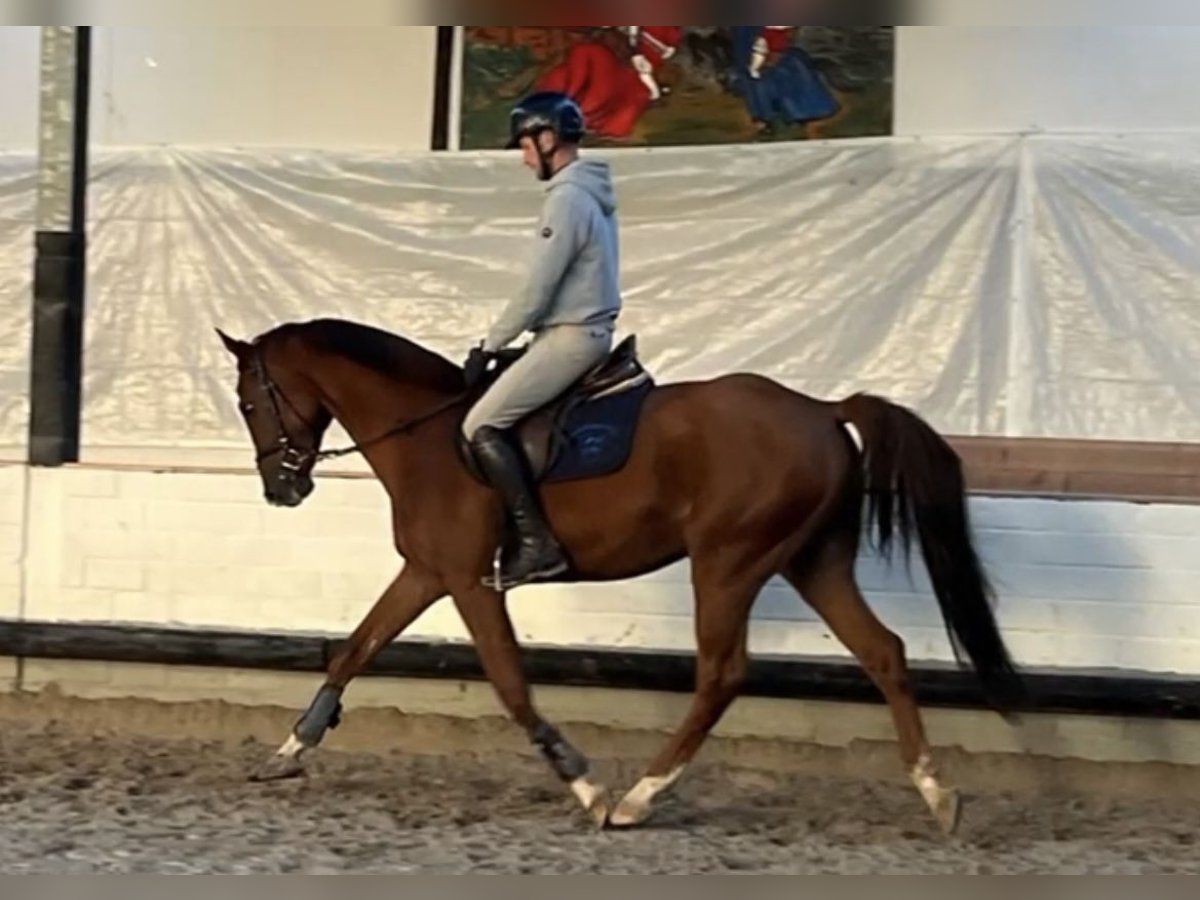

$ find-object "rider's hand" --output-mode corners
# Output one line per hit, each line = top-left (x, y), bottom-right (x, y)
(462, 344), (493, 388)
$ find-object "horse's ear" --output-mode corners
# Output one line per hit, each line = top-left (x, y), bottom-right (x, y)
(215, 327), (250, 360)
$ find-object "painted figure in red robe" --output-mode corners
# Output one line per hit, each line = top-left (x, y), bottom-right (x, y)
(534, 26), (684, 140)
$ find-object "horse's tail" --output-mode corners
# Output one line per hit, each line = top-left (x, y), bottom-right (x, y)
(837, 393), (1026, 716)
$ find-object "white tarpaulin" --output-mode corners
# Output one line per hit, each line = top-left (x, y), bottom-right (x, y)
(1, 134), (1199, 459)
(0, 151), (34, 451)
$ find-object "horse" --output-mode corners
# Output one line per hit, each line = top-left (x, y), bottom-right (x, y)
(216, 317), (1025, 835)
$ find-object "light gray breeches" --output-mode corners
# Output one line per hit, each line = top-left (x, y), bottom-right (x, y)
(461, 319), (616, 440)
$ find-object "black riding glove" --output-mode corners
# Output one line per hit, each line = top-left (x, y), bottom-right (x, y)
(463, 345), (493, 388)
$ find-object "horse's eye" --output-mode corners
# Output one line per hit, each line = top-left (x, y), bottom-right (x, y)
(240, 402), (255, 415)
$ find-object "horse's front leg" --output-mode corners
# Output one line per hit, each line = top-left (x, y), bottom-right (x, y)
(451, 583), (611, 827)
(251, 562), (446, 781)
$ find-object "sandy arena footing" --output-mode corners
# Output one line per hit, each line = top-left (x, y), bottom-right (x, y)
(0, 686), (1198, 874)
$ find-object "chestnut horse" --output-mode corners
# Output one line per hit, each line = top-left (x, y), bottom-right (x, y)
(217, 318), (1025, 835)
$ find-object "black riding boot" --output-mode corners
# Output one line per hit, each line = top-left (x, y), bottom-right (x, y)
(469, 425), (569, 590)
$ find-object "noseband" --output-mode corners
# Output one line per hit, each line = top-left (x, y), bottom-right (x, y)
(246, 345), (473, 469)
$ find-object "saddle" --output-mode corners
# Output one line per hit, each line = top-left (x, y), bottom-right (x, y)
(458, 335), (655, 485)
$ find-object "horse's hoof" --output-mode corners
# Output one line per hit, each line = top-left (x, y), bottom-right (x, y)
(571, 778), (612, 829)
(911, 755), (961, 837)
(607, 796), (653, 829)
(249, 753), (306, 783)
(935, 789), (962, 836)
(587, 790), (613, 830)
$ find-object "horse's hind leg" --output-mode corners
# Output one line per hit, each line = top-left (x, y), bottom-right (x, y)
(608, 559), (762, 828)
(783, 534), (961, 835)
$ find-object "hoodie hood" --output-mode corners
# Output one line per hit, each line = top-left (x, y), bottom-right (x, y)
(547, 158), (616, 215)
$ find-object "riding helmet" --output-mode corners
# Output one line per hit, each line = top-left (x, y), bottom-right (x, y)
(506, 91), (586, 149)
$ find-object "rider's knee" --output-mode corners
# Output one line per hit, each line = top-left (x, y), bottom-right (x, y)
(460, 404), (479, 440)
(462, 411), (498, 443)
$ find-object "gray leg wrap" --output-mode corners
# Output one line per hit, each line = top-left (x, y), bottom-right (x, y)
(531, 721), (589, 782)
(294, 684), (344, 747)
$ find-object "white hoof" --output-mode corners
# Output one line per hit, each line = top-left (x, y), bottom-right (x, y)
(933, 787), (962, 835)
(911, 754), (962, 836)
(608, 796), (652, 828)
(608, 767), (685, 829)
(570, 777), (611, 829)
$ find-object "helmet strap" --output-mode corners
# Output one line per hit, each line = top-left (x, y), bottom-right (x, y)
(535, 129), (561, 181)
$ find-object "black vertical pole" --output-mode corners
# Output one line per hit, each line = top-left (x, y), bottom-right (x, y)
(28, 26), (90, 466)
(430, 26), (455, 151)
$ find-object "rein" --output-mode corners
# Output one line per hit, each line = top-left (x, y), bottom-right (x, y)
(250, 347), (471, 468)
(312, 392), (471, 462)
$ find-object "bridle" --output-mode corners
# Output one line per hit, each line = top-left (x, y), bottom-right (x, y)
(247, 345), (471, 472)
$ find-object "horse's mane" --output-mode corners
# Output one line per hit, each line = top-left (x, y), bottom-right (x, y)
(263, 318), (464, 394)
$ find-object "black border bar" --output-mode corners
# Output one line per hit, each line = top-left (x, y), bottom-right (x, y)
(1, 621), (1197, 720)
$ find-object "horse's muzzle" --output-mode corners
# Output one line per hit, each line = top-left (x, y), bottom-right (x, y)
(265, 475), (314, 508)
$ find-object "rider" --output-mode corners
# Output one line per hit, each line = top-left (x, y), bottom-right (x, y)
(461, 91), (622, 592)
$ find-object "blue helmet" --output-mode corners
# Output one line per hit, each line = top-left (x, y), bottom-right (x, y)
(506, 91), (586, 149)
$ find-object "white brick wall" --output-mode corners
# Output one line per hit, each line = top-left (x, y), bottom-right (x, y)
(0, 463), (27, 618)
(6, 463), (1200, 676)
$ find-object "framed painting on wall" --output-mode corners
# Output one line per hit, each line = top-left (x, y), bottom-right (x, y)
(457, 26), (895, 149)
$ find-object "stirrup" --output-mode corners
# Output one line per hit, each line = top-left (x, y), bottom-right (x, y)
(487, 545), (568, 593)
(490, 547), (504, 593)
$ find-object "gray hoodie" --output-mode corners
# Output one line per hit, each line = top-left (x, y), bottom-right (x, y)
(484, 158), (622, 352)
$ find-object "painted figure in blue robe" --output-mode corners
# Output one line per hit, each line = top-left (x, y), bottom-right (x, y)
(729, 27), (839, 135)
